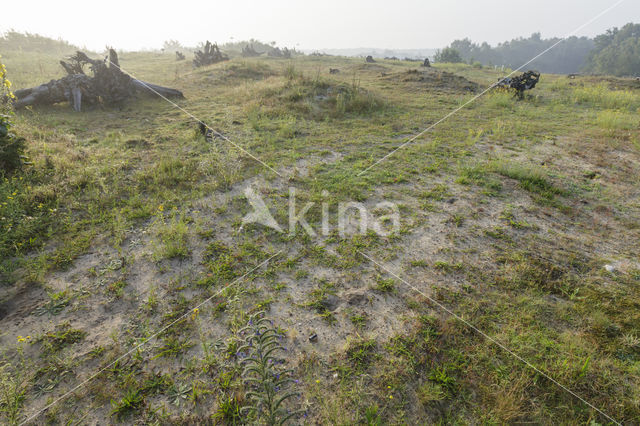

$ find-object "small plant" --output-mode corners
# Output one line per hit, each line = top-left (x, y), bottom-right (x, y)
(304, 281), (337, 323)
(33, 290), (71, 316)
(350, 313), (367, 328)
(238, 312), (301, 425)
(153, 210), (190, 260)
(110, 388), (144, 419)
(0, 362), (26, 424)
(107, 279), (127, 299)
(38, 323), (86, 355)
(346, 338), (377, 371)
(374, 277), (395, 293)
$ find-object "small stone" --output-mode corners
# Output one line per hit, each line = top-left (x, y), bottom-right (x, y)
(309, 333), (318, 343)
(604, 264), (615, 273)
(446, 198), (457, 204)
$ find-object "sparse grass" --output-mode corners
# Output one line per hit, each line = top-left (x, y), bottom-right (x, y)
(484, 91), (516, 109)
(596, 109), (640, 131)
(491, 161), (563, 200)
(38, 323), (86, 355)
(1, 47), (639, 425)
(153, 211), (190, 260)
(304, 280), (337, 323)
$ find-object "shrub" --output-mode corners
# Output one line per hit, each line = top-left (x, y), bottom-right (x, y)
(0, 115), (25, 175)
(0, 57), (25, 175)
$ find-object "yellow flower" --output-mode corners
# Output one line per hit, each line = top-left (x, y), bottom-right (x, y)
(191, 308), (200, 320)
(315, 379), (320, 384)
(17, 336), (25, 343)
(7, 196), (13, 200)
(158, 205), (164, 212)
(389, 395), (393, 399)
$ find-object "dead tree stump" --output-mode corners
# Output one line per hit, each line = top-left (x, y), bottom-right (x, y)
(14, 49), (184, 111)
(193, 41), (229, 67)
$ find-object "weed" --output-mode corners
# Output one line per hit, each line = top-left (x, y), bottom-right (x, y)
(345, 338), (377, 371)
(110, 388), (144, 419)
(0, 362), (26, 424)
(212, 394), (243, 424)
(434, 261), (464, 273)
(492, 161), (562, 200)
(572, 83), (640, 111)
(153, 211), (190, 260)
(350, 313), (367, 328)
(304, 280), (337, 323)
(238, 312), (301, 425)
(33, 290), (71, 316)
(38, 323), (86, 355)
(374, 276), (395, 293)
(106, 279), (127, 299)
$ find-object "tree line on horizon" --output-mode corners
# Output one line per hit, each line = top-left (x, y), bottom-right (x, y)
(439, 22), (639, 76)
(2, 23), (639, 77)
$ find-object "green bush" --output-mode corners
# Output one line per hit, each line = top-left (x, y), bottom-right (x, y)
(1, 57), (25, 175)
(0, 114), (25, 174)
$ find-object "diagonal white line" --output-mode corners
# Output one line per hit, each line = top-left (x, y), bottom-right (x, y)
(107, 59), (282, 177)
(357, 0), (628, 176)
(357, 250), (622, 426)
(19, 251), (282, 425)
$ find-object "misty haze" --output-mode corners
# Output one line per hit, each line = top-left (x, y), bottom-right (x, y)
(0, 1), (639, 424)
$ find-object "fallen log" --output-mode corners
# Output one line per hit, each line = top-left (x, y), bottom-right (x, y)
(14, 49), (184, 111)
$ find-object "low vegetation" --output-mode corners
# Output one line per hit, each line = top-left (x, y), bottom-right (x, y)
(0, 33), (638, 424)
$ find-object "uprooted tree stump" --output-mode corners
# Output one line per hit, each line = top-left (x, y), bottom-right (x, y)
(496, 70), (540, 98)
(241, 44), (261, 57)
(193, 41), (228, 67)
(176, 51), (186, 61)
(267, 47), (292, 58)
(13, 49), (184, 111)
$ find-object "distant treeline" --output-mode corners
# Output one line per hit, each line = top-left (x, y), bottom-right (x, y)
(0, 30), (80, 55)
(163, 39), (300, 57)
(444, 23), (639, 76)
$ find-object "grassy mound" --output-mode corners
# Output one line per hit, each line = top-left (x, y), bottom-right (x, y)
(385, 68), (479, 93)
(255, 68), (387, 119)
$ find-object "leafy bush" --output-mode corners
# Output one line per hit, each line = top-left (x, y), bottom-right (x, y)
(0, 115), (25, 174)
(0, 57), (25, 175)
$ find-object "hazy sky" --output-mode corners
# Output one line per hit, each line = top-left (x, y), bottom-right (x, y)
(2, 0), (639, 51)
